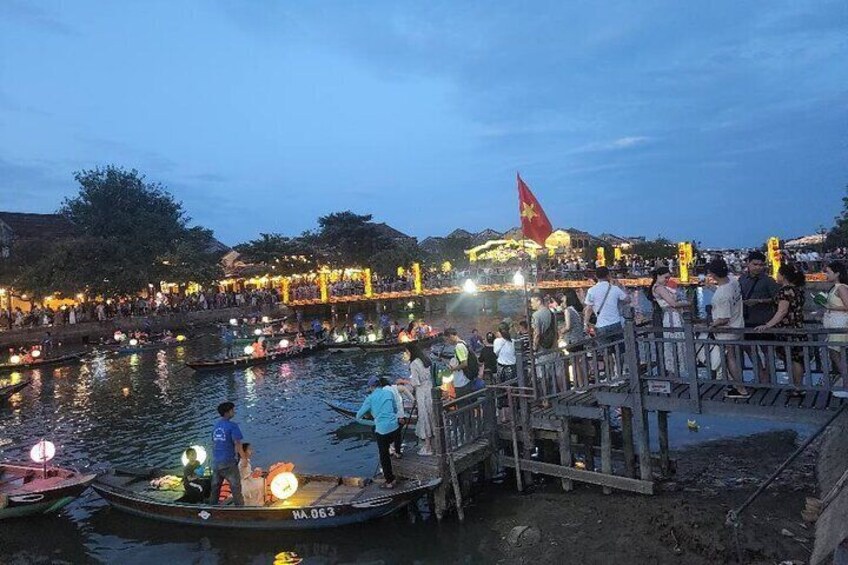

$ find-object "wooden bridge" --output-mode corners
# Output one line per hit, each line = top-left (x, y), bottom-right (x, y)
(392, 311), (848, 519)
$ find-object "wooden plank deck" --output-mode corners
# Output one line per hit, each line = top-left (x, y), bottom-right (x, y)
(392, 438), (493, 481)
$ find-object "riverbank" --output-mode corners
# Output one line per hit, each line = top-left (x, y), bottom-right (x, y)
(471, 429), (816, 564)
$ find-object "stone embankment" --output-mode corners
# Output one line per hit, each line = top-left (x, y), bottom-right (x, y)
(811, 408), (848, 564)
(0, 304), (290, 347)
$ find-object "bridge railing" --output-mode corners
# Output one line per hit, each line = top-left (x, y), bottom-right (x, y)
(431, 386), (499, 457)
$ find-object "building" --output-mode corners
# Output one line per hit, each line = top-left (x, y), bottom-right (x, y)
(0, 212), (78, 259)
(372, 222), (417, 244)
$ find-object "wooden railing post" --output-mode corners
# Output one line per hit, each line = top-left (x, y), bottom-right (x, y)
(623, 308), (652, 481)
(681, 310), (701, 413)
(431, 385), (447, 460)
(514, 345), (534, 485)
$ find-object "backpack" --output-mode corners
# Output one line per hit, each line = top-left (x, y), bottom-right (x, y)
(539, 310), (557, 350)
(457, 341), (479, 380)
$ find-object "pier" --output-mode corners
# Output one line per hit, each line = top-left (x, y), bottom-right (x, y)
(393, 310), (848, 519)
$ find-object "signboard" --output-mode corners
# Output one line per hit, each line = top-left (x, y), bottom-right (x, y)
(646, 380), (672, 394)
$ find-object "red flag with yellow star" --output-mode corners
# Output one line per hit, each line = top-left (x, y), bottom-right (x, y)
(517, 174), (553, 246)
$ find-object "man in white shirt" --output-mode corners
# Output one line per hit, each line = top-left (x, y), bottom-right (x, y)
(583, 267), (630, 343)
(708, 258), (747, 398)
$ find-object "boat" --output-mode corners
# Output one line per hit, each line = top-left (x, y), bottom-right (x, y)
(0, 379), (32, 400)
(328, 334), (441, 354)
(0, 462), (96, 520)
(186, 343), (325, 372)
(105, 337), (193, 355)
(323, 399), (417, 424)
(231, 329), (316, 346)
(0, 352), (87, 374)
(92, 468), (439, 530)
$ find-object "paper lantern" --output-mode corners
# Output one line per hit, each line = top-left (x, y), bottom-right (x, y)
(244, 345), (255, 355)
(176, 334), (186, 342)
(270, 471), (299, 500)
(180, 445), (207, 466)
(30, 440), (55, 464)
(367, 333), (377, 342)
(334, 335), (345, 343)
(229, 318), (238, 326)
(9, 354), (21, 365)
(279, 339), (290, 348)
(261, 316), (270, 323)
(129, 338), (139, 346)
(254, 329), (262, 336)
(31, 349), (41, 358)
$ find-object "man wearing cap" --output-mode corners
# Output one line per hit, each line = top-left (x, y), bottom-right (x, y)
(355, 376), (401, 489)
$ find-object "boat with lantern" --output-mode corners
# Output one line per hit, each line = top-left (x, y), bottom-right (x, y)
(0, 440), (96, 520)
(105, 334), (193, 355)
(0, 379), (32, 400)
(0, 351), (87, 374)
(327, 334), (442, 354)
(92, 467), (440, 529)
(185, 342), (325, 372)
(231, 329), (316, 347)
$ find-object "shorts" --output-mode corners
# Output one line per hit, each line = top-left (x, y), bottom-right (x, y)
(595, 322), (623, 346)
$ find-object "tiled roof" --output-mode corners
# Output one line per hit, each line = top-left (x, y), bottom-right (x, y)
(0, 212), (78, 240)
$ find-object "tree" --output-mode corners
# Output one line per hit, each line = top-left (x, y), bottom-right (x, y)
(157, 227), (225, 287)
(369, 240), (423, 275)
(315, 211), (394, 267)
(233, 233), (319, 275)
(826, 184), (848, 249)
(631, 237), (677, 260)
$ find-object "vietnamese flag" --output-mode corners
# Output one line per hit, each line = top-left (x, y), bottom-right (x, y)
(517, 174), (553, 246)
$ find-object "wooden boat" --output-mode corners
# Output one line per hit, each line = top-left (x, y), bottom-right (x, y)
(106, 337), (193, 355)
(0, 462), (96, 520)
(324, 399), (417, 424)
(0, 352), (86, 374)
(328, 334), (441, 354)
(186, 343), (325, 372)
(0, 379), (31, 400)
(231, 329), (316, 346)
(93, 468), (439, 530)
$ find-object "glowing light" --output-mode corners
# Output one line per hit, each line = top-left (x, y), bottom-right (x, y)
(122, 387), (130, 397)
(334, 335), (345, 343)
(30, 440), (55, 463)
(462, 279), (478, 294)
(279, 339), (290, 348)
(261, 316), (270, 323)
(176, 334), (186, 342)
(229, 318), (238, 326)
(365, 333), (377, 342)
(180, 445), (208, 466)
(129, 338), (139, 347)
(9, 354), (21, 365)
(512, 271), (525, 287)
(113, 331), (126, 342)
(407, 301), (415, 308)
(270, 471), (299, 500)
(31, 349), (41, 358)
(244, 345), (255, 355)
(254, 329), (263, 336)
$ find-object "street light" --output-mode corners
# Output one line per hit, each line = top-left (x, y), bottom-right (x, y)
(512, 271), (525, 287)
(462, 278), (478, 294)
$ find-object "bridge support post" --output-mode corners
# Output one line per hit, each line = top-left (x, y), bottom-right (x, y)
(624, 308), (653, 481)
(601, 408), (612, 494)
(657, 411), (670, 476)
(558, 417), (573, 491)
(621, 407), (636, 478)
(682, 311), (702, 413)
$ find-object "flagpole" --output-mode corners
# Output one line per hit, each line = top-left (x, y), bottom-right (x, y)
(520, 231), (537, 401)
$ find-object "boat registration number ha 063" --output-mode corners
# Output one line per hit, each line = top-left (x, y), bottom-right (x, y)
(292, 507), (336, 520)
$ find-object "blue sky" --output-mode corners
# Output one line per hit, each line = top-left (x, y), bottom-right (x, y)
(1, 1), (845, 247)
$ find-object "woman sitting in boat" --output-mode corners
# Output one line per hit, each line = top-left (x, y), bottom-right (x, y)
(179, 447), (210, 503)
(294, 333), (307, 348)
(355, 376), (400, 489)
(238, 443), (265, 506)
(398, 322), (416, 343)
(251, 339), (265, 358)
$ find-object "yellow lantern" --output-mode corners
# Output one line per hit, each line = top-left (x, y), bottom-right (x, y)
(614, 247), (622, 261)
(363, 268), (372, 297)
(441, 261), (452, 273)
(270, 472), (299, 500)
(767, 237), (781, 278)
(176, 334), (186, 342)
(412, 262), (422, 295)
(596, 247), (606, 267)
(397, 266), (405, 277)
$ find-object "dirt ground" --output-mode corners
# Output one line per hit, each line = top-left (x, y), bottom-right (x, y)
(465, 430), (817, 564)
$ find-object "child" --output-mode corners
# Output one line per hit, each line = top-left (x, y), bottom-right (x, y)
(239, 443), (266, 506)
(180, 447), (210, 503)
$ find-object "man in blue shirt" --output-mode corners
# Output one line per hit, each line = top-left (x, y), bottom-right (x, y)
(209, 401), (245, 505)
(356, 376), (400, 489)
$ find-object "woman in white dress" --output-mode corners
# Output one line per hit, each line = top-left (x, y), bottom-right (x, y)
(398, 342), (435, 456)
(238, 443), (266, 506)
(823, 262), (848, 397)
(650, 267), (690, 378)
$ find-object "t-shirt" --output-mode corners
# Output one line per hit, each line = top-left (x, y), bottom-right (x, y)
(212, 418), (243, 468)
(585, 281), (628, 329)
(355, 387), (399, 435)
(493, 337), (516, 365)
(738, 273), (779, 326)
(532, 308), (555, 350)
(452, 341), (471, 388)
(711, 279), (744, 340)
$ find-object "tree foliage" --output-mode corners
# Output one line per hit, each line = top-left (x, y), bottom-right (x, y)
(315, 211), (396, 267)
(233, 233), (318, 275)
(12, 166), (222, 297)
(826, 185), (848, 250)
(630, 237), (677, 260)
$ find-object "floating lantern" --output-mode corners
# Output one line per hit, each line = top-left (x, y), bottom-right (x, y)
(270, 471), (299, 500)
(407, 301), (415, 308)
(31, 349), (41, 358)
(229, 318), (238, 326)
(113, 331), (126, 342)
(512, 271), (525, 287)
(244, 345), (255, 355)
(129, 338), (139, 347)
(334, 335), (345, 343)
(176, 334), (186, 342)
(9, 354), (21, 365)
(254, 329), (263, 336)
(367, 333), (377, 342)
(279, 339), (290, 349)
(462, 279), (478, 294)
(558, 339), (567, 349)
(180, 445), (207, 466)
(30, 439), (55, 464)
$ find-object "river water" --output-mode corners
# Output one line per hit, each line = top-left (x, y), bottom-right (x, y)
(0, 306), (810, 564)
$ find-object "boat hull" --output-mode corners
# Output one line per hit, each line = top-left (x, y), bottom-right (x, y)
(328, 335), (440, 354)
(186, 344), (325, 372)
(92, 472), (439, 530)
(0, 353), (85, 374)
(0, 463), (95, 520)
(0, 379), (32, 400)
